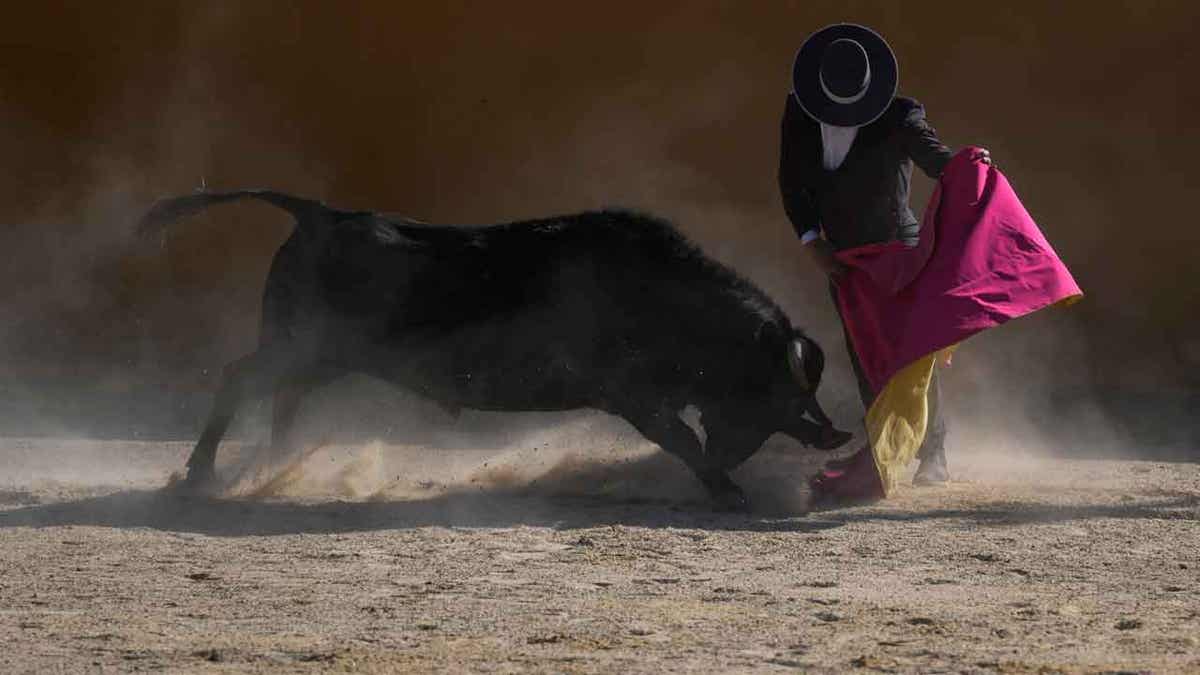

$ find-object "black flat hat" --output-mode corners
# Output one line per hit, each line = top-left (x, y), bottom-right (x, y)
(792, 24), (898, 128)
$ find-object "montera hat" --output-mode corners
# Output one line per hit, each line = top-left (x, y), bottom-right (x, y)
(792, 23), (898, 127)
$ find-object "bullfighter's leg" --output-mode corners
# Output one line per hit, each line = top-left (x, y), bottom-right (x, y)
(829, 282), (877, 410)
(619, 405), (748, 511)
(830, 282), (949, 481)
(182, 343), (313, 488)
(913, 365), (949, 484)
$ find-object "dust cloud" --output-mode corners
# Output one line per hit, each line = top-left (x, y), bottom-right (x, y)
(210, 418), (695, 505)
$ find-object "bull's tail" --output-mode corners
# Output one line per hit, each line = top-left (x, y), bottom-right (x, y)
(136, 189), (325, 238)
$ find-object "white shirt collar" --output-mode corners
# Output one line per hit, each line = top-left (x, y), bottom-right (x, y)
(819, 123), (858, 171)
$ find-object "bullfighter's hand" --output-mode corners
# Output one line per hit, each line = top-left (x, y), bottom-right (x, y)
(977, 148), (992, 165)
(805, 238), (848, 278)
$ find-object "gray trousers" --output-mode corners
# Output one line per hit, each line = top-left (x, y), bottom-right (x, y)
(830, 283), (947, 461)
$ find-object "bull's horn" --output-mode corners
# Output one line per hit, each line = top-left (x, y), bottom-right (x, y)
(787, 339), (811, 389)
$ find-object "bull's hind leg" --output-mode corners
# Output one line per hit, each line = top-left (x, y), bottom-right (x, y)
(618, 405), (748, 511)
(268, 368), (345, 458)
(182, 344), (312, 489)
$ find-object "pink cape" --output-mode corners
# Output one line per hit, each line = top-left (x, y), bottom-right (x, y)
(834, 147), (1082, 395)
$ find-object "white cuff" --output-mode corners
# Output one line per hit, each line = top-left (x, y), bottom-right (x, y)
(799, 228), (821, 245)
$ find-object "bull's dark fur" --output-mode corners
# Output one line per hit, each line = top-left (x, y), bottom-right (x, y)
(140, 189), (850, 509)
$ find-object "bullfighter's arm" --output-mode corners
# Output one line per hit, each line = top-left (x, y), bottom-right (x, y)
(778, 95), (820, 242)
(900, 102), (955, 179)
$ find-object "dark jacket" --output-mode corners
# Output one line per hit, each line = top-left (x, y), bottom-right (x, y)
(778, 95), (953, 251)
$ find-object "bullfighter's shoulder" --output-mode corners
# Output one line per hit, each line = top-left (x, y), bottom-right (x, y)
(884, 96), (928, 126)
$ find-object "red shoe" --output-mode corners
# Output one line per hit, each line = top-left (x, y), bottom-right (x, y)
(809, 447), (886, 506)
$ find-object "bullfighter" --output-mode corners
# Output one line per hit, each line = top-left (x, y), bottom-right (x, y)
(778, 24), (1080, 502)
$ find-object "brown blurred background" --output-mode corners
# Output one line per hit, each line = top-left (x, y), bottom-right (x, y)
(0, 1), (1196, 452)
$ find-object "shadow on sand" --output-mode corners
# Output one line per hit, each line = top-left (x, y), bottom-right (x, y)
(0, 449), (846, 535)
(0, 488), (849, 536)
(822, 492), (1200, 528)
(1, 480), (1195, 538)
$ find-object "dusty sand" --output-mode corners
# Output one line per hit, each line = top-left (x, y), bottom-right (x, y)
(1, 426), (1197, 673)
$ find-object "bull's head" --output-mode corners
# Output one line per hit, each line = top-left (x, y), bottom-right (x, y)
(782, 330), (851, 451)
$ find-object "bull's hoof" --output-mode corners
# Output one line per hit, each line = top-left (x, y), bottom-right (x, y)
(165, 464), (220, 496)
(813, 425), (853, 451)
(710, 486), (750, 513)
(699, 471), (749, 512)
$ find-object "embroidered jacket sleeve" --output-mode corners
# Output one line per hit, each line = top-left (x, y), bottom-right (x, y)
(900, 102), (954, 178)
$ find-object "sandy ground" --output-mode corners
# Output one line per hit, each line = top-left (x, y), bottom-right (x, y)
(1, 423), (1198, 674)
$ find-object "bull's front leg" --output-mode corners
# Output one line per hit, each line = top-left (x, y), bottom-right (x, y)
(618, 404), (748, 512)
(701, 411), (773, 472)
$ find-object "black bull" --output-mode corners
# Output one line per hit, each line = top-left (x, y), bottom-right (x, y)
(138, 190), (851, 509)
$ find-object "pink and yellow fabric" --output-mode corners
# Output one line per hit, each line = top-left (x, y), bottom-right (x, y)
(828, 147), (1083, 496)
